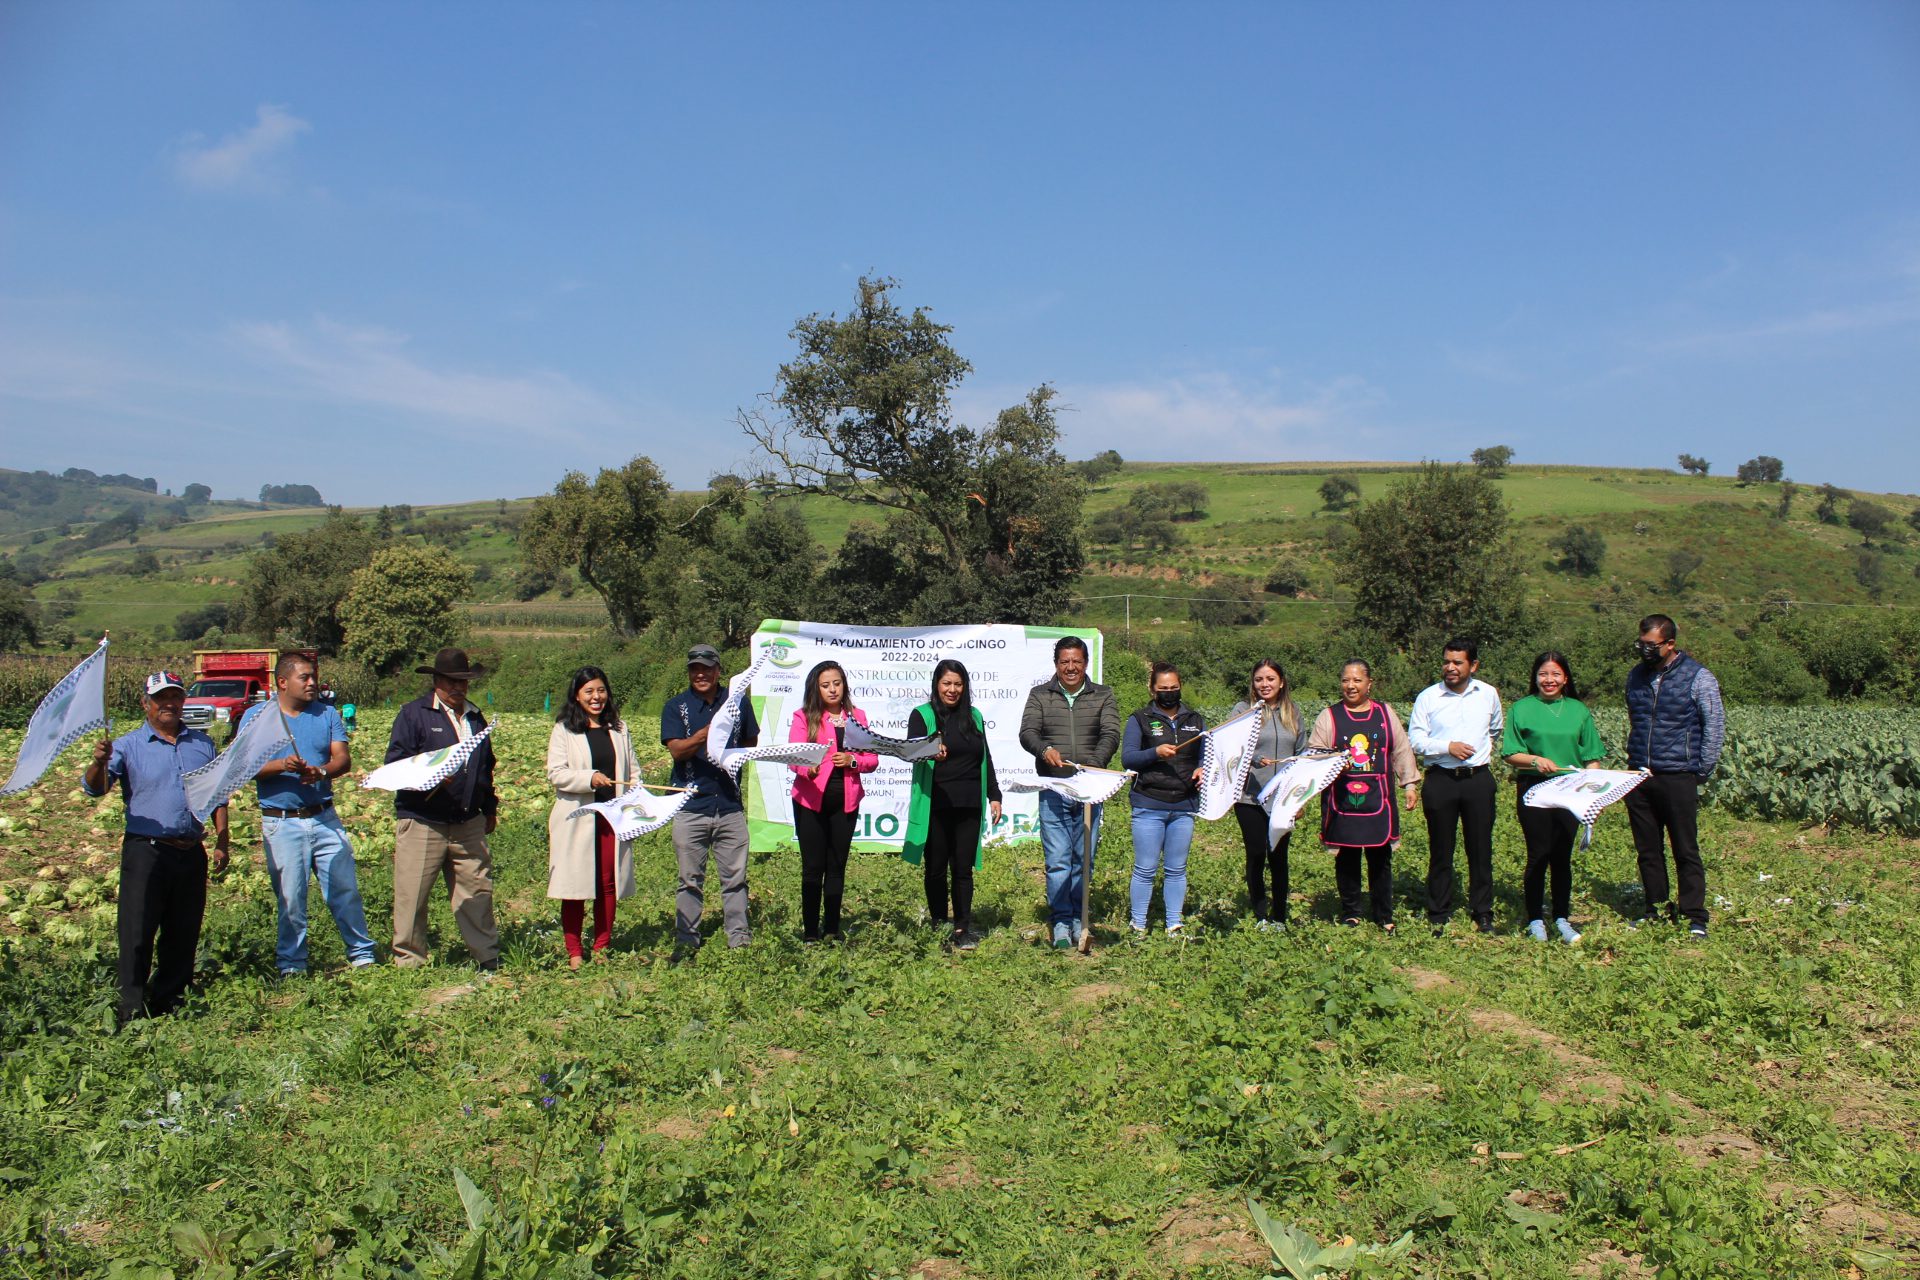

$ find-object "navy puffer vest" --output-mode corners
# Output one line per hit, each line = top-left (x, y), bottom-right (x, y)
(1625, 653), (1709, 773)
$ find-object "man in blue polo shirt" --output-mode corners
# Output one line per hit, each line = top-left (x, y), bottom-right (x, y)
(661, 644), (758, 961)
(83, 671), (230, 1025)
(239, 653), (377, 976)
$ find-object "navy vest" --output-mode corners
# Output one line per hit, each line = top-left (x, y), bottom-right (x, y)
(1625, 652), (1709, 773)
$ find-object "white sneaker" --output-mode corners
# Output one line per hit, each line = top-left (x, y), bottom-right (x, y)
(1554, 918), (1582, 945)
(1525, 920), (1548, 942)
(1165, 923), (1183, 939)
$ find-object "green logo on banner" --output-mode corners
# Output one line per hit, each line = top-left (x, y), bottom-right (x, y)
(762, 638), (803, 669)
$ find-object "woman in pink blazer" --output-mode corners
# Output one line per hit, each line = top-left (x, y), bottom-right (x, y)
(788, 661), (879, 942)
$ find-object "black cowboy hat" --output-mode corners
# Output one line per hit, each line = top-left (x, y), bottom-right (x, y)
(415, 647), (487, 680)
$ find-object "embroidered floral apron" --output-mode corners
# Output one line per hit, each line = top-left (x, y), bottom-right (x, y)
(1320, 701), (1398, 849)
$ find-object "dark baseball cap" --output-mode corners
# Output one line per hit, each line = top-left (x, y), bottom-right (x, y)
(686, 644), (721, 669)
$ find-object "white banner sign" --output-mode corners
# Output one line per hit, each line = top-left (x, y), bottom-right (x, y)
(744, 620), (1103, 851)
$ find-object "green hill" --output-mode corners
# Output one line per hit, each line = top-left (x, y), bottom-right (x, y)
(5, 460), (1916, 653)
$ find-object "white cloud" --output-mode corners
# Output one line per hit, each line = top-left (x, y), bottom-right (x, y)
(1646, 295), (1920, 355)
(170, 104), (311, 190)
(1049, 371), (1386, 460)
(231, 317), (622, 441)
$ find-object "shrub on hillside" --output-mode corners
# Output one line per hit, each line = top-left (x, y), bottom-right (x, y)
(1550, 525), (1606, 576)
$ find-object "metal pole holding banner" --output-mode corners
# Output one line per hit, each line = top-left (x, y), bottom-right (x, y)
(1078, 801), (1095, 954)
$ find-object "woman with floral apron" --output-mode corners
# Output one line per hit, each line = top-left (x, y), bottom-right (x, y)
(1307, 660), (1420, 931)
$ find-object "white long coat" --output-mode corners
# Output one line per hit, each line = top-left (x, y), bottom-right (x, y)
(545, 721), (639, 901)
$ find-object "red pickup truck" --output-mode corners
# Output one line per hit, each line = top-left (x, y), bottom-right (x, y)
(182, 648), (327, 738)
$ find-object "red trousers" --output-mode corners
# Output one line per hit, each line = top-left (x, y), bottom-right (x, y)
(560, 818), (617, 958)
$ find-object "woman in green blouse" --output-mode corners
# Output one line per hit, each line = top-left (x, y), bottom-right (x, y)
(1501, 651), (1606, 943)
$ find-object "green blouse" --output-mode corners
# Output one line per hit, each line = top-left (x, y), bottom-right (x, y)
(1500, 695), (1606, 776)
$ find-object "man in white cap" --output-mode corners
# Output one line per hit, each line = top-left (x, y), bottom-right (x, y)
(82, 671), (230, 1024)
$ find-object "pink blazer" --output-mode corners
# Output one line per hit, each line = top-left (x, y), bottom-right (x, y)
(788, 707), (880, 813)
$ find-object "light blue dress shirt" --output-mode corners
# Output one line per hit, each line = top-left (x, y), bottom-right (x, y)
(1406, 679), (1504, 770)
(84, 724), (219, 839)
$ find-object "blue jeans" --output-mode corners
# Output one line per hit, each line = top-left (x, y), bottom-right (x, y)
(261, 809), (377, 973)
(1038, 790), (1103, 927)
(1129, 806), (1195, 929)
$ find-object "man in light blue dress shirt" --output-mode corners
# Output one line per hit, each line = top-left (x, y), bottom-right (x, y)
(83, 671), (230, 1024)
(1407, 639), (1504, 934)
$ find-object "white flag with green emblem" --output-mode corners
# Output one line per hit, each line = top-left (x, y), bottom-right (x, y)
(1257, 750), (1351, 840)
(361, 725), (494, 792)
(1197, 706), (1264, 821)
(1, 638), (111, 797)
(183, 698), (294, 820)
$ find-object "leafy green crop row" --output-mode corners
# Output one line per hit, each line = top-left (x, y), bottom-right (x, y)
(1588, 707), (1920, 835)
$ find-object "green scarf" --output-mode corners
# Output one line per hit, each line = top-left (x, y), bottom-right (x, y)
(900, 702), (990, 868)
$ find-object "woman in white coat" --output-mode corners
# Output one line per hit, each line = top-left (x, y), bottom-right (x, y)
(546, 666), (638, 968)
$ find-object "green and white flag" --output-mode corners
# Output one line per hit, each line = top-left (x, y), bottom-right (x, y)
(842, 718), (943, 763)
(361, 725), (494, 793)
(571, 787), (695, 840)
(1521, 767), (1651, 849)
(1257, 750), (1350, 840)
(1007, 765), (1134, 806)
(1197, 706), (1264, 821)
(183, 697), (294, 820)
(1, 638), (110, 797)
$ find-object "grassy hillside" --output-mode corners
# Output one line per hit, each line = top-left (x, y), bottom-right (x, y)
(6, 461), (1917, 652)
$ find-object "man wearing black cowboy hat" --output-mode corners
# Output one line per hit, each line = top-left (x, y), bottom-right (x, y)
(385, 647), (501, 969)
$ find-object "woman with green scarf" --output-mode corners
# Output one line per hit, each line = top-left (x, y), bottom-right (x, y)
(902, 659), (1003, 950)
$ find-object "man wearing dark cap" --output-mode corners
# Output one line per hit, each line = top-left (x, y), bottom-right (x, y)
(82, 671), (230, 1024)
(385, 647), (501, 969)
(661, 643), (758, 960)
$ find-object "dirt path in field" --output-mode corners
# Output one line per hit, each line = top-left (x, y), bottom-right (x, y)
(1395, 965), (1920, 1261)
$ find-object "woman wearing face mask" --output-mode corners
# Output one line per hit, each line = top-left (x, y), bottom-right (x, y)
(901, 660), (1002, 950)
(787, 661), (880, 943)
(1229, 660), (1314, 931)
(1120, 661), (1206, 937)
(1502, 651), (1606, 944)
(546, 666), (639, 969)
(1306, 660), (1419, 931)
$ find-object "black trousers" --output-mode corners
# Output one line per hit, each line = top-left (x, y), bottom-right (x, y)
(1422, 767), (1497, 923)
(1624, 772), (1707, 926)
(1514, 777), (1577, 923)
(792, 801), (855, 937)
(117, 834), (208, 1023)
(1234, 802), (1292, 922)
(922, 797), (981, 929)
(1334, 846), (1393, 925)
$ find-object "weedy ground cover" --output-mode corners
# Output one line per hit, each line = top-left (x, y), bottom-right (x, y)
(0, 711), (1914, 1278)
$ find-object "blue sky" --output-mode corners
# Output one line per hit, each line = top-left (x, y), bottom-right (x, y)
(3, 1), (1917, 504)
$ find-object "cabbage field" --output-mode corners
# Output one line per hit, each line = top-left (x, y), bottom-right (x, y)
(0, 708), (1915, 1277)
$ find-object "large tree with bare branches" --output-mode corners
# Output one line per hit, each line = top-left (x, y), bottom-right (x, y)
(739, 277), (1085, 624)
